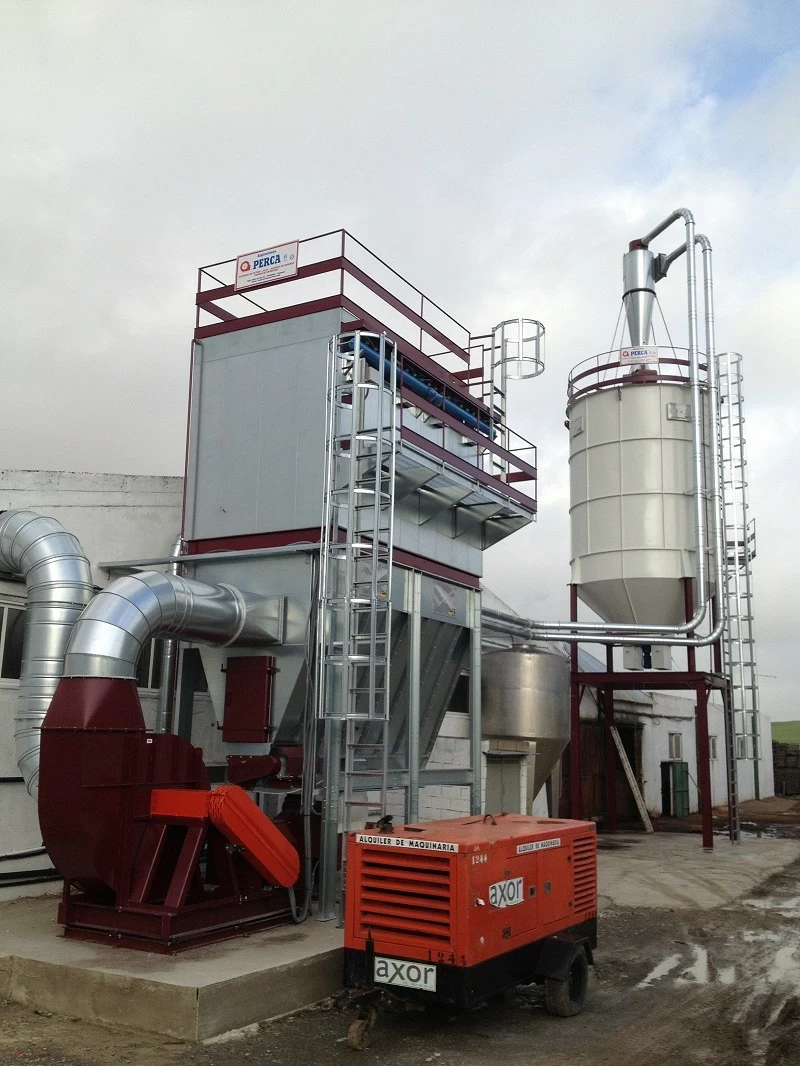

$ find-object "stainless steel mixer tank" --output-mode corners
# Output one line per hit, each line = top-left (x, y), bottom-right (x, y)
(481, 646), (570, 808)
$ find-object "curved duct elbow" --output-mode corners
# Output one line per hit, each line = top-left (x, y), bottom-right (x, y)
(63, 571), (274, 679)
(0, 510), (95, 796)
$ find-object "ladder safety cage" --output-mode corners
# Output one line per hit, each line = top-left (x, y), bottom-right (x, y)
(718, 350), (761, 825)
(317, 330), (398, 920)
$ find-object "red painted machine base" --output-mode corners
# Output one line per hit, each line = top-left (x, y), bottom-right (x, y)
(58, 882), (293, 954)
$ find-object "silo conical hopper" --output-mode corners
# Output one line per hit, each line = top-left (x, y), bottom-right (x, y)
(481, 646), (570, 812)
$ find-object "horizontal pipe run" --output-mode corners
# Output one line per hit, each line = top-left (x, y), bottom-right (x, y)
(482, 607), (726, 648)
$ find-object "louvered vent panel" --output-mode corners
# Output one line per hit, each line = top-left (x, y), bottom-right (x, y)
(572, 834), (597, 915)
(357, 850), (453, 950)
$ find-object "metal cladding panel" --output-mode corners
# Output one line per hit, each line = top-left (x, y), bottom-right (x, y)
(185, 310), (342, 541)
(568, 381), (712, 625)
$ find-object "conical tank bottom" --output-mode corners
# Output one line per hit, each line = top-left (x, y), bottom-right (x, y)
(623, 289), (655, 348)
(481, 647), (570, 796)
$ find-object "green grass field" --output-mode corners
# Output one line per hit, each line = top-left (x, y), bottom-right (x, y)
(772, 720), (800, 744)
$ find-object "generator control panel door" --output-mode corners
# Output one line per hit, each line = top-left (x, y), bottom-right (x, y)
(222, 655), (275, 743)
(538, 846), (573, 927)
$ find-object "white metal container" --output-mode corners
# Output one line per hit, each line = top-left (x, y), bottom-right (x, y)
(568, 366), (713, 627)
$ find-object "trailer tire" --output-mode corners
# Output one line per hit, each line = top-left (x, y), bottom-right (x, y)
(544, 947), (588, 1017)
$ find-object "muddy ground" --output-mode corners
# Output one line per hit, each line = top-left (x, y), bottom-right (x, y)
(2, 855), (800, 1066)
(657, 795), (800, 841)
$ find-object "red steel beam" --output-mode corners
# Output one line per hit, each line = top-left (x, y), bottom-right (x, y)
(695, 683), (714, 849)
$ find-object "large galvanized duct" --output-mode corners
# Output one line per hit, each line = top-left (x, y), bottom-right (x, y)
(63, 571), (270, 679)
(0, 510), (95, 796)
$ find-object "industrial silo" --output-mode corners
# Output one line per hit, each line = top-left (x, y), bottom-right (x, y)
(567, 244), (713, 627)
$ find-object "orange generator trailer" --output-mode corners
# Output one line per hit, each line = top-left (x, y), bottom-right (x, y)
(344, 814), (597, 1016)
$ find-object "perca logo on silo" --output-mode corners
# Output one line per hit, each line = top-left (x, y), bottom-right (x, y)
(235, 240), (299, 291)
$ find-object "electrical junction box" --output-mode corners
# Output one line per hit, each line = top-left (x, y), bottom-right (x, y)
(344, 814), (597, 1007)
(623, 645), (671, 670)
(222, 655), (275, 743)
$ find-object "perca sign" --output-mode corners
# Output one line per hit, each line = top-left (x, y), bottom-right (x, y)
(620, 345), (659, 364)
(235, 240), (298, 290)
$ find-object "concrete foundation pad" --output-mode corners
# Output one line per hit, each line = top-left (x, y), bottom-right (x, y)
(597, 832), (800, 911)
(0, 896), (342, 1041)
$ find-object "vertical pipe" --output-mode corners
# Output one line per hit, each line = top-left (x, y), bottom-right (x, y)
(684, 577), (697, 674)
(319, 718), (343, 921)
(711, 597), (722, 675)
(695, 682), (714, 849)
(683, 218), (710, 632)
(469, 588), (482, 815)
(569, 585), (581, 819)
(156, 534), (185, 733)
(407, 571), (422, 822)
(602, 689), (618, 833)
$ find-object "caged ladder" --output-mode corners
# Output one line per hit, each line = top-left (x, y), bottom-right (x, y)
(317, 330), (398, 920)
(718, 350), (761, 840)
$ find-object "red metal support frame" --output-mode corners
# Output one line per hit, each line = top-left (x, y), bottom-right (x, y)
(569, 585), (581, 820)
(695, 683), (714, 849)
(603, 645), (618, 833)
(602, 689), (618, 833)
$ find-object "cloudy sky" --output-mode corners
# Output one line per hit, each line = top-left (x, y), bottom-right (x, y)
(2, 0), (799, 721)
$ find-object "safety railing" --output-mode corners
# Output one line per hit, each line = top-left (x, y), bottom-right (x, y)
(567, 347), (708, 403)
(195, 230), (536, 509)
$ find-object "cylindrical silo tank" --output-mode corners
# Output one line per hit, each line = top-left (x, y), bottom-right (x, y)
(567, 353), (713, 626)
(481, 646), (570, 802)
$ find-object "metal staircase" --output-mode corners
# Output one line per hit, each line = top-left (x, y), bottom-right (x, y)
(317, 330), (398, 919)
(718, 351), (760, 834)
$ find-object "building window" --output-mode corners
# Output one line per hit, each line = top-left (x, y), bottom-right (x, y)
(0, 603), (25, 680)
(668, 732), (683, 761)
(136, 639), (164, 690)
(709, 735), (718, 761)
(735, 735), (747, 760)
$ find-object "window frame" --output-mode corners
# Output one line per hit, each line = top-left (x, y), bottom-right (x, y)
(0, 595), (27, 684)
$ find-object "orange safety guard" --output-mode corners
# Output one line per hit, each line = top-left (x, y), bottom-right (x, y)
(150, 786), (300, 889)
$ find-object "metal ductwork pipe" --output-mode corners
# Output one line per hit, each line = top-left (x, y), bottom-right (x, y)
(155, 535), (185, 732)
(63, 570), (272, 679)
(0, 510), (95, 795)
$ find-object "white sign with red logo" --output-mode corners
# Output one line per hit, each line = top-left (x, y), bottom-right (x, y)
(620, 345), (659, 364)
(235, 240), (299, 290)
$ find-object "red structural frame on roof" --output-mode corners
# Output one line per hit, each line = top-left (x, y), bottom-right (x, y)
(193, 229), (537, 513)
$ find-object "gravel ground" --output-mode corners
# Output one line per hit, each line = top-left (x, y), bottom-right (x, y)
(2, 855), (800, 1066)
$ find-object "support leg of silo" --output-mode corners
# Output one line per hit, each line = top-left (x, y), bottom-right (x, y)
(603, 689), (618, 833)
(695, 682), (714, 850)
(569, 585), (581, 820)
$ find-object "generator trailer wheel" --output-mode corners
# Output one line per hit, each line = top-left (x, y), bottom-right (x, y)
(544, 947), (589, 1017)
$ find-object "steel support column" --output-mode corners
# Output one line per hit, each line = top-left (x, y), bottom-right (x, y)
(695, 682), (714, 849)
(602, 689), (618, 833)
(469, 588), (483, 815)
(569, 585), (581, 819)
(407, 571), (422, 822)
(318, 718), (343, 921)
